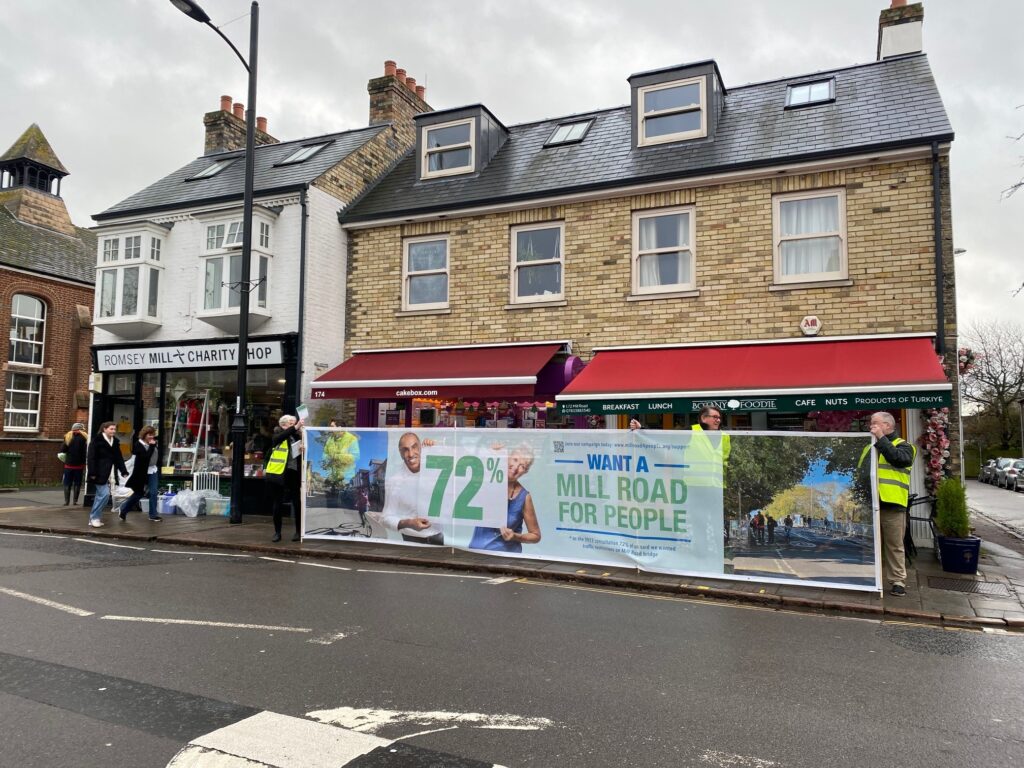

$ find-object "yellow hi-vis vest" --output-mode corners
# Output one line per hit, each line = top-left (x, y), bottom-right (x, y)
(686, 424), (732, 488)
(265, 440), (289, 476)
(858, 437), (916, 507)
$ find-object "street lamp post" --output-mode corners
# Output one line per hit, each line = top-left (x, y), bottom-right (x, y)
(170, 0), (258, 524)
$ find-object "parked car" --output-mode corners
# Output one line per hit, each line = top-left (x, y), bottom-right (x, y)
(978, 459), (998, 483)
(992, 457), (1018, 488)
(1004, 459), (1024, 491)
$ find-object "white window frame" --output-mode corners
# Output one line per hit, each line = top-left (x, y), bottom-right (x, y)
(637, 76), (707, 146)
(402, 235), (450, 311)
(199, 216), (273, 314)
(4, 371), (42, 432)
(785, 79), (835, 108)
(510, 222), (565, 304)
(9, 294), (46, 367)
(631, 205), (697, 295)
(93, 228), (167, 324)
(420, 118), (475, 179)
(772, 189), (848, 285)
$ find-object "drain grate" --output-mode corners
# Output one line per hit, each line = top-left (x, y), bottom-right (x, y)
(928, 577), (1011, 597)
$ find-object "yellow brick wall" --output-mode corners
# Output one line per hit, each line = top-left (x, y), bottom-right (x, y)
(347, 158), (940, 360)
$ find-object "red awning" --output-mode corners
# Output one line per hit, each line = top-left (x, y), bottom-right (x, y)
(558, 336), (950, 400)
(311, 343), (564, 400)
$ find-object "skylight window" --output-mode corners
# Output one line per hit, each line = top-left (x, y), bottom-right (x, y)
(786, 79), (835, 108)
(278, 142), (330, 165)
(190, 158), (236, 180)
(546, 120), (593, 146)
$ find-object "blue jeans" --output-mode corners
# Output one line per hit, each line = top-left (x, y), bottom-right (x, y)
(90, 483), (110, 522)
(124, 473), (160, 518)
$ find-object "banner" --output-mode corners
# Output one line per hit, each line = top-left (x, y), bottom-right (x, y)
(302, 428), (879, 591)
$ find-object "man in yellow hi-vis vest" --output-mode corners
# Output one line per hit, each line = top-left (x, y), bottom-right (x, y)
(264, 415), (304, 542)
(858, 411), (917, 597)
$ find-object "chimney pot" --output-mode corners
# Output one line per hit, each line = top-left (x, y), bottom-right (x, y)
(405, 76), (416, 91)
(395, 68), (407, 81)
(416, 85), (426, 101)
(256, 116), (267, 133)
(384, 60), (397, 77)
(233, 102), (244, 119)
(220, 94), (232, 112)
(890, 0), (907, 6)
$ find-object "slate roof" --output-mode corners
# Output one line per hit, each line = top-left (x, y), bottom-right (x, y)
(0, 123), (69, 175)
(342, 54), (952, 223)
(94, 125), (389, 221)
(0, 206), (96, 285)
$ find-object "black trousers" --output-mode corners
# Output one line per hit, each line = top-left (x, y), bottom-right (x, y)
(267, 480), (301, 535)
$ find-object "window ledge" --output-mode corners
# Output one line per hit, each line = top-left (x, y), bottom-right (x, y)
(504, 299), (567, 310)
(627, 289), (700, 302)
(2, 363), (51, 375)
(92, 316), (163, 340)
(769, 279), (853, 292)
(395, 308), (452, 318)
(196, 308), (272, 334)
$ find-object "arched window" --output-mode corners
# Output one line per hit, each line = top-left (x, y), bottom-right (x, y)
(9, 294), (45, 365)
(5, 294), (46, 431)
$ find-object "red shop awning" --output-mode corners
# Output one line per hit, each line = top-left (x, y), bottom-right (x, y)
(556, 335), (952, 414)
(311, 342), (565, 400)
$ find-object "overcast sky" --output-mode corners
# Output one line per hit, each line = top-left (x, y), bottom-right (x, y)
(2, 0), (1020, 327)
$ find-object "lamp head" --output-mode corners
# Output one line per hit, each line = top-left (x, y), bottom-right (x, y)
(169, 0), (211, 23)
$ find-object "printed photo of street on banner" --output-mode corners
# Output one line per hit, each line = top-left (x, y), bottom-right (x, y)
(301, 428), (880, 592)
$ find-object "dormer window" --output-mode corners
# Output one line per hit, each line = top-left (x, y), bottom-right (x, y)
(786, 79), (835, 108)
(421, 118), (475, 179)
(638, 77), (706, 146)
(545, 120), (593, 147)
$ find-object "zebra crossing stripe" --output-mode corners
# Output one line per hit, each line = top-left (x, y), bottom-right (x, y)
(167, 711), (503, 767)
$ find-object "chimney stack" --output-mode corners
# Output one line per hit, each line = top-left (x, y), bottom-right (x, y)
(203, 96), (280, 155)
(877, 1), (924, 60)
(367, 60), (433, 144)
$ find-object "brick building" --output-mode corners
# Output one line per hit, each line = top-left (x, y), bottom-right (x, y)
(0, 124), (95, 484)
(87, 65), (430, 504)
(315, 3), (958, 499)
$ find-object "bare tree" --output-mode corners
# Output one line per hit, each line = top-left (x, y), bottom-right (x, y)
(961, 320), (1024, 449)
(1005, 106), (1024, 296)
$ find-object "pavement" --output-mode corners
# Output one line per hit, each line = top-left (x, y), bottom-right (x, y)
(2, 484), (1023, 632)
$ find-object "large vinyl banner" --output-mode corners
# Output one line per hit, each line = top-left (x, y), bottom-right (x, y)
(302, 428), (879, 591)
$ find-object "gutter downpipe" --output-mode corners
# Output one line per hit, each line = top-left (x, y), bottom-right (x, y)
(931, 141), (945, 356)
(295, 185), (309, 408)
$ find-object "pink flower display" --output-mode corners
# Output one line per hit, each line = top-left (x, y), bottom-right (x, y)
(918, 407), (951, 493)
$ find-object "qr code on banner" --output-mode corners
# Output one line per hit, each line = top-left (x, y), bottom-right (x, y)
(553, 441), (564, 453)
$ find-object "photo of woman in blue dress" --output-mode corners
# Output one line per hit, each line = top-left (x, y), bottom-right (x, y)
(468, 444), (542, 553)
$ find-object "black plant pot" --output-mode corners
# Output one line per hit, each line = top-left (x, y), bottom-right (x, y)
(936, 534), (981, 575)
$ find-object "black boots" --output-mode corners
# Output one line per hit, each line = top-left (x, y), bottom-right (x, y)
(72, 485), (81, 506)
(63, 486), (71, 506)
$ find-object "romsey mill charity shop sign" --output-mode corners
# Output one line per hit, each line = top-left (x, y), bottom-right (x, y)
(95, 341), (284, 372)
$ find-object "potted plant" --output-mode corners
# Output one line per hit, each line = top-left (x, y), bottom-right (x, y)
(933, 476), (980, 575)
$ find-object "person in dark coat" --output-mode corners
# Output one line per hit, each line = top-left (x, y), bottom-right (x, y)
(60, 422), (89, 506)
(120, 426), (161, 522)
(263, 415), (304, 542)
(86, 421), (129, 528)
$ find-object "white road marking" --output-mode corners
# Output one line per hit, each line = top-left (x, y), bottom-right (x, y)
(73, 537), (145, 550)
(701, 750), (780, 766)
(298, 561), (352, 571)
(0, 531), (65, 539)
(484, 576), (521, 584)
(307, 630), (355, 645)
(150, 549), (252, 558)
(166, 744), (266, 766)
(308, 705), (554, 733)
(355, 568), (491, 580)
(173, 711), (388, 768)
(100, 615), (312, 633)
(0, 587), (94, 616)
(259, 556), (297, 563)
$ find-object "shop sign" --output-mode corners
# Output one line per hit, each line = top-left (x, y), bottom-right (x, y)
(96, 341), (284, 372)
(555, 389), (952, 416)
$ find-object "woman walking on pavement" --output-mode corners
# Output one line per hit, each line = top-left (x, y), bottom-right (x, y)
(60, 422), (89, 506)
(120, 426), (162, 522)
(85, 421), (129, 528)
